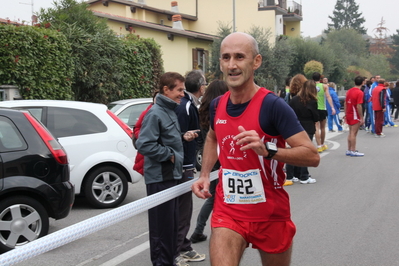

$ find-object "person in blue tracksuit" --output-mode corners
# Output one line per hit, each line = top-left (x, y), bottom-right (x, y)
(383, 83), (397, 127)
(326, 82), (343, 132)
(366, 76), (380, 133)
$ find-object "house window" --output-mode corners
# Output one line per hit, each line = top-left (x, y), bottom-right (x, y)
(192, 48), (208, 72)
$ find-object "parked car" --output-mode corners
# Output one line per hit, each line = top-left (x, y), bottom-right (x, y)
(338, 95), (345, 110)
(0, 108), (74, 252)
(0, 100), (142, 208)
(108, 98), (152, 128)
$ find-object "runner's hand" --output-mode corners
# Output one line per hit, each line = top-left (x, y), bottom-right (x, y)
(233, 126), (266, 156)
(192, 176), (212, 199)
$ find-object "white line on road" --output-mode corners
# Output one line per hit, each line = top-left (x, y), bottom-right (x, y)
(99, 241), (150, 266)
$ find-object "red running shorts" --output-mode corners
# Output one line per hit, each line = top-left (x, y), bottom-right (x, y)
(211, 211), (296, 254)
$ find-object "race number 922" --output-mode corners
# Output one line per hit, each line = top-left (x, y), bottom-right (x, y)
(228, 178), (254, 194)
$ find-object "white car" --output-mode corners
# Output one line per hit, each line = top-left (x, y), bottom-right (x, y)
(0, 100), (141, 208)
(108, 98), (152, 128)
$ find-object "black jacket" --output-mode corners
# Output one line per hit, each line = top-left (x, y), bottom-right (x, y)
(175, 92), (200, 169)
(392, 87), (399, 105)
(289, 96), (319, 135)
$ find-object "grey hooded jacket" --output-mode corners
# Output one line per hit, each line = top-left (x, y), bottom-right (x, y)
(136, 94), (184, 184)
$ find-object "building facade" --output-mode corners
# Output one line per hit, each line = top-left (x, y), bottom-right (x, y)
(87, 0), (302, 74)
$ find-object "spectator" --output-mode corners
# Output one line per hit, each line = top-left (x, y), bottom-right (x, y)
(383, 82), (397, 127)
(136, 72), (198, 266)
(326, 82), (343, 132)
(286, 78), (319, 184)
(277, 76), (291, 102)
(393, 81), (399, 121)
(313, 73), (335, 153)
(372, 78), (387, 138)
(344, 76), (365, 156)
(133, 91), (158, 175)
(174, 70), (206, 264)
(284, 73), (308, 186)
(190, 80), (228, 244)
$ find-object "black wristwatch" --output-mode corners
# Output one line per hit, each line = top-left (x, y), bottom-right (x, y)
(264, 142), (277, 159)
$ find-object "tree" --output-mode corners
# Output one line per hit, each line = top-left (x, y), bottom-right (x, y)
(287, 37), (335, 78)
(304, 60), (323, 79)
(120, 35), (164, 99)
(325, 0), (367, 35)
(0, 24), (74, 99)
(208, 22), (232, 80)
(370, 17), (394, 58)
(38, 0), (125, 104)
(322, 29), (369, 86)
(359, 53), (391, 78)
(389, 29), (399, 75)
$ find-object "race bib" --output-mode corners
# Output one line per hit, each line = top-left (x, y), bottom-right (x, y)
(222, 168), (266, 204)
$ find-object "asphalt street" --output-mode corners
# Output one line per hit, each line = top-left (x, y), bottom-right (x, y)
(13, 124), (399, 266)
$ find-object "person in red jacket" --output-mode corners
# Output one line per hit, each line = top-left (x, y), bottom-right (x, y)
(372, 79), (387, 137)
(133, 92), (158, 175)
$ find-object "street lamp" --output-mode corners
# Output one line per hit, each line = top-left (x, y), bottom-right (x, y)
(233, 0), (236, 32)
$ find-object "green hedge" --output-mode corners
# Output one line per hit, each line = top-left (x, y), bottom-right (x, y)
(120, 35), (164, 99)
(0, 24), (74, 99)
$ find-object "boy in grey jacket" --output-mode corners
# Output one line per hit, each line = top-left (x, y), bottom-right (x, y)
(136, 72), (198, 266)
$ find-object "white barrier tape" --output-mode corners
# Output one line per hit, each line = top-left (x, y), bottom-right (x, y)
(0, 171), (218, 266)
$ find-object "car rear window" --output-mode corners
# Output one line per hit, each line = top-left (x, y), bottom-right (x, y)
(0, 116), (27, 152)
(46, 107), (107, 138)
(118, 103), (151, 127)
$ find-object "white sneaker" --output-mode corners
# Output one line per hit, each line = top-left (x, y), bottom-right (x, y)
(292, 177), (299, 182)
(300, 177), (316, 184)
(345, 150), (351, 156)
(350, 150), (364, 157)
(175, 256), (189, 266)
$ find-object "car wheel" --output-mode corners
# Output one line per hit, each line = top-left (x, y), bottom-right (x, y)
(0, 196), (49, 253)
(84, 166), (128, 209)
(195, 148), (203, 172)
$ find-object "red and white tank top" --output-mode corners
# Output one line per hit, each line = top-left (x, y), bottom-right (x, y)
(213, 87), (291, 222)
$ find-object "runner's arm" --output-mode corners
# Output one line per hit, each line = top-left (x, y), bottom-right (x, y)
(324, 84), (336, 115)
(235, 127), (319, 167)
(191, 127), (218, 199)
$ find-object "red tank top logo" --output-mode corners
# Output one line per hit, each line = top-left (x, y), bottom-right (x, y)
(220, 134), (247, 160)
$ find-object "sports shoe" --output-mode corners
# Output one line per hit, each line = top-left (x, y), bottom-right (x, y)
(190, 233), (207, 243)
(375, 133), (386, 138)
(300, 177), (316, 184)
(283, 180), (293, 186)
(180, 250), (206, 262)
(175, 256), (189, 266)
(393, 125), (398, 128)
(317, 146), (323, 153)
(322, 144), (328, 151)
(292, 177), (299, 182)
(350, 150), (364, 157)
(329, 130), (335, 132)
(345, 150), (351, 156)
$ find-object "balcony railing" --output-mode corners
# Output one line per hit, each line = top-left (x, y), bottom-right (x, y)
(258, 0), (302, 16)
(287, 1), (302, 16)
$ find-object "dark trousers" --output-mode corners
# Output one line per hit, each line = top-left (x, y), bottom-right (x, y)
(176, 169), (194, 255)
(286, 133), (314, 181)
(193, 179), (218, 235)
(374, 110), (384, 135)
(147, 180), (179, 266)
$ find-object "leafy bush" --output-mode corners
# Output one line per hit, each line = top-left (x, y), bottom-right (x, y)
(304, 60), (324, 79)
(0, 24), (74, 99)
(119, 35), (164, 99)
